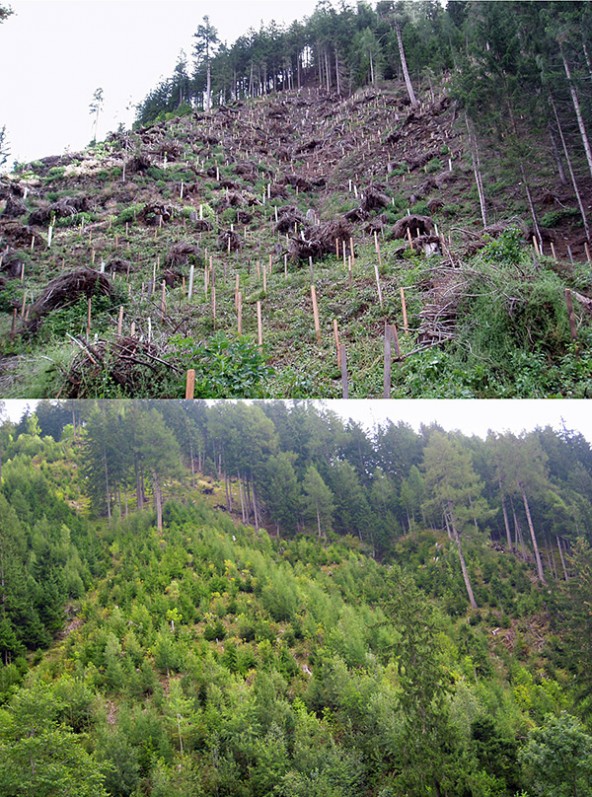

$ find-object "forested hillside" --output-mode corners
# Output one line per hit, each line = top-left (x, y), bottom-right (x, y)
(0, 2), (591, 398)
(1, 399), (592, 796)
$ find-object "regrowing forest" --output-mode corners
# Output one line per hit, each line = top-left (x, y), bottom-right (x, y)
(2, 398), (592, 796)
(1, 1), (592, 398)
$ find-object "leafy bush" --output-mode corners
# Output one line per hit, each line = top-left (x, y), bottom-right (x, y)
(166, 332), (272, 398)
(540, 208), (580, 228)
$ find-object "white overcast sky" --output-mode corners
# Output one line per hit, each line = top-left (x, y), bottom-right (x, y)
(0, 0), (322, 167)
(4, 400), (592, 444)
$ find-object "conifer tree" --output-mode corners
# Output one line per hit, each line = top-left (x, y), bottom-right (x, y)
(193, 15), (219, 112)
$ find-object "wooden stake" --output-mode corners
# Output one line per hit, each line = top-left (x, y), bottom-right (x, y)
(384, 323), (392, 398)
(349, 236), (355, 264)
(311, 285), (322, 343)
(565, 289), (578, 340)
(117, 306), (124, 336)
(237, 291), (243, 334)
(211, 285), (216, 324)
(400, 287), (408, 332)
(340, 344), (348, 398)
(374, 230), (382, 265)
(551, 241), (557, 261)
(333, 319), (341, 366)
(185, 369), (196, 400)
(533, 235), (540, 256)
(161, 280), (166, 320)
(87, 297), (92, 338)
(585, 242), (591, 263)
(374, 263), (383, 309)
(256, 300), (263, 347)
(188, 265), (195, 299)
(10, 308), (17, 337)
(235, 273), (240, 307)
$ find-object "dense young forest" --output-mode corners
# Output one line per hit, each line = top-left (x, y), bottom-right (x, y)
(1, 398), (592, 796)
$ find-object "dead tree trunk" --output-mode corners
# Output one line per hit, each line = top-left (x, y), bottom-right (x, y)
(560, 42), (592, 179)
(395, 19), (418, 107)
(550, 93), (591, 242)
(446, 502), (478, 609)
(519, 482), (546, 583)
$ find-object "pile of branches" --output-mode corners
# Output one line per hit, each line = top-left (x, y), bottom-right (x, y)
(391, 214), (435, 240)
(27, 268), (114, 332)
(288, 219), (353, 262)
(0, 248), (25, 279)
(63, 335), (176, 398)
(416, 265), (469, 345)
(275, 205), (306, 234)
(1, 195), (27, 219)
(104, 257), (134, 275)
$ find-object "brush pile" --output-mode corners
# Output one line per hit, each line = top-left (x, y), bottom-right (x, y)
(27, 268), (114, 331)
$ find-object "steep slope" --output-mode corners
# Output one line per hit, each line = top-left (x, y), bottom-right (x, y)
(1, 83), (591, 398)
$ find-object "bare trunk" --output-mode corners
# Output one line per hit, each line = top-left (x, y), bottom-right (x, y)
(447, 503), (478, 609)
(519, 161), (542, 248)
(395, 20), (418, 107)
(557, 536), (569, 581)
(152, 470), (163, 533)
(466, 114), (488, 227)
(238, 475), (246, 523)
(519, 484), (546, 583)
(550, 93), (591, 242)
(500, 490), (512, 550)
(560, 43), (592, 179)
(206, 61), (212, 113)
(335, 48), (341, 96)
(548, 124), (567, 185)
(252, 482), (260, 530)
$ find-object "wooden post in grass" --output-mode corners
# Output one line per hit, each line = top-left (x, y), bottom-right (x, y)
(400, 287), (408, 332)
(188, 265), (195, 300)
(407, 227), (413, 248)
(130, 321), (136, 337)
(374, 263), (383, 309)
(20, 263), (24, 283)
(340, 344), (348, 398)
(235, 274), (240, 307)
(333, 319), (341, 366)
(91, 249), (96, 266)
(311, 285), (321, 343)
(47, 224), (53, 248)
(374, 230), (382, 266)
(533, 236), (540, 256)
(263, 266), (267, 293)
(585, 242), (591, 263)
(117, 306), (124, 336)
(161, 280), (166, 320)
(185, 369), (196, 399)
(237, 291), (243, 334)
(383, 323), (402, 398)
(350, 236), (355, 265)
(87, 297), (92, 338)
(257, 301), (263, 347)
(309, 256), (314, 283)
(30, 235), (35, 251)
(342, 240), (347, 269)
(335, 238), (340, 258)
(211, 285), (216, 325)
(551, 242), (557, 261)
(565, 289), (578, 341)
(10, 308), (17, 338)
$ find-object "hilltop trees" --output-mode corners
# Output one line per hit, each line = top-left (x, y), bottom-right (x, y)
(193, 15), (219, 112)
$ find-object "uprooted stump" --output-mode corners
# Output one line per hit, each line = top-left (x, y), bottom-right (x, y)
(62, 336), (176, 398)
(391, 214), (435, 240)
(218, 229), (243, 252)
(26, 268), (115, 332)
(28, 196), (90, 226)
(165, 242), (202, 268)
(0, 248), (25, 279)
(360, 186), (390, 214)
(104, 257), (134, 275)
(1, 195), (27, 219)
(289, 219), (353, 263)
(139, 203), (174, 226)
(0, 222), (44, 249)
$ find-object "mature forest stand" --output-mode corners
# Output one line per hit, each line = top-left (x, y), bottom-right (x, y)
(1, 0), (592, 398)
(2, 399), (592, 796)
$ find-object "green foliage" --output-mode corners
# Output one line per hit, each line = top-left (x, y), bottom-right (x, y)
(166, 333), (272, 398)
